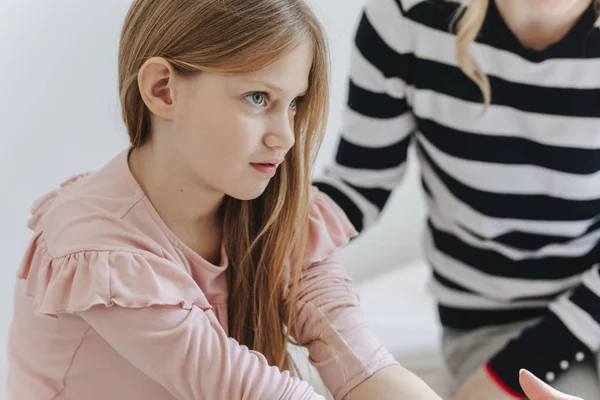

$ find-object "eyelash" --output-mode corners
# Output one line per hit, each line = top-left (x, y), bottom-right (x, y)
(244, 92), (303, 110)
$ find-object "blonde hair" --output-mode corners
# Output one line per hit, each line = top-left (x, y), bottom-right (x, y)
(450, 0), (491, 106)
(448, 0), (600, 107)
(118, 0), (329, 372)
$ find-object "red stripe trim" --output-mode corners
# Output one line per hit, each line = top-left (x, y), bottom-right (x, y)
(484, 363), (524, 399)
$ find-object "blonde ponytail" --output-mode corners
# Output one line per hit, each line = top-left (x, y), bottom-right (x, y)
(449, 0), (491, 107)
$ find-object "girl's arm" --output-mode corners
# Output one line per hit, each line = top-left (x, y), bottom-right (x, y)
(79, 304), (324, 400)
(345, 364), (442, 400)
(289, 192), (441, 400)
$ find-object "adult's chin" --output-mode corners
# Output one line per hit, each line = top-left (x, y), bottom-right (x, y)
(526, 0), (583, 16)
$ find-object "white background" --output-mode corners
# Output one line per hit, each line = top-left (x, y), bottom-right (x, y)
(0, 0), (427, 394)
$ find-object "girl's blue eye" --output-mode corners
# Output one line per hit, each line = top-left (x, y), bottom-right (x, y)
(245, 92), (267, 107)
(290, 97), (304, 110)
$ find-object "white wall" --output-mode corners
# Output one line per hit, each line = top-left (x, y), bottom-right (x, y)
(0, 0), (426, 393)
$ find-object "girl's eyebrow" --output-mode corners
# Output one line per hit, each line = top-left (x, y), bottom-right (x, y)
(243, 79), (308, 96)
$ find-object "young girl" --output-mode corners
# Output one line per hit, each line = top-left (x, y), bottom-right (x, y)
(315, 0), (600, 398)
(5, 0), (445, 399)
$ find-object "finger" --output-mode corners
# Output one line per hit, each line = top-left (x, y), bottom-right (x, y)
(519, 369), (580, 400)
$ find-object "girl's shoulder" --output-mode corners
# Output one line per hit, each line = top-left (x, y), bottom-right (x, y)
(15, 153), (211, 318)
(303, 187), (358, 265)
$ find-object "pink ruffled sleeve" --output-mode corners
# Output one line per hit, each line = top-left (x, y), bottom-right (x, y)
(79, 304), (322, 400)
(290, 189), (398, 400)
(18, 242), (325, 399)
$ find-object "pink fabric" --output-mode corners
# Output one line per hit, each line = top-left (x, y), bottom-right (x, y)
(7, 150), (397, 400)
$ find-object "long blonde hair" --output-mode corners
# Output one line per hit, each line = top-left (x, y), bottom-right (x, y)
(118, 0), (329, 372)
(449, 0), (600, 106)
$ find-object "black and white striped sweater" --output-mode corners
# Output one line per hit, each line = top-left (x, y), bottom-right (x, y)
(315, 0), (600, 394)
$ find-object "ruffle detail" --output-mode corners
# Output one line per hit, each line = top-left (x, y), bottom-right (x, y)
(304, 188), (358, 264)
(17, 234), (211, 317)
(27, 173), (90, 231)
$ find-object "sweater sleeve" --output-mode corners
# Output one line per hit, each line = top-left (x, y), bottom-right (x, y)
(16, 236), (324, 400)
(487, 266), (600, 397)
(314, 0), (416, 232)
(78, 304), (324, 400)
(289, 189), (398, 400)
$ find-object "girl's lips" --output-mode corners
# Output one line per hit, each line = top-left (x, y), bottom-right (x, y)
(250, 163), (278, 177)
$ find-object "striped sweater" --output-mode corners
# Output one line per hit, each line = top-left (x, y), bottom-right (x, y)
(314, 0), (600, 395)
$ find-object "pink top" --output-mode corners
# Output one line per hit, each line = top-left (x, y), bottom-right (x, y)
(7, 150), (397, 400)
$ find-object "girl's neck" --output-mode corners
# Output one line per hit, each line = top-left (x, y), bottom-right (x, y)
(495, 0), (592, 50)
(129, 143), (224, 263)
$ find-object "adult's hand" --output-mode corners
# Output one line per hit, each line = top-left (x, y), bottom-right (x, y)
(519, 369), (583, 400)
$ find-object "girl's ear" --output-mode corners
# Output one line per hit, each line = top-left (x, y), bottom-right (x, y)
(137, 57), (177, 120)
